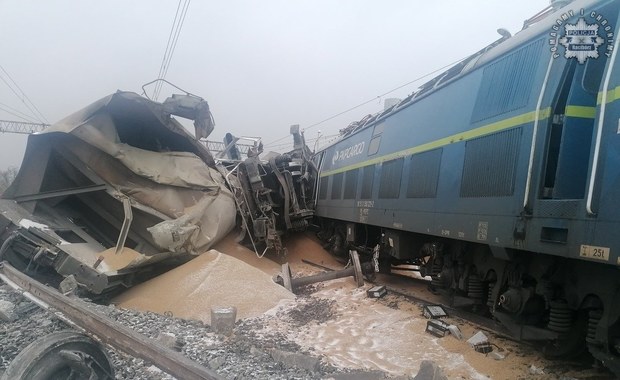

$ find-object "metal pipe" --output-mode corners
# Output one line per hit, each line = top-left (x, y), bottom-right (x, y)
(0, 232), (18, 261)
(301, 259), (336, 272)
(291, 267), (356, 288)
(114, 197), (133, 256)
(523, 53), (555, 209)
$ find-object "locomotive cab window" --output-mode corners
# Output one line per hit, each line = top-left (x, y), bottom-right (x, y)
(368, 136), (381, 156)
(368, 123), (384, 156)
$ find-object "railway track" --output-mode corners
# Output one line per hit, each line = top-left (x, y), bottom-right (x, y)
(0, 261), (223, 380)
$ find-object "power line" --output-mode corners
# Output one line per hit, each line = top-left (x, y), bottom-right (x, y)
(159, 0), (191, 92)
(0, 102), (38, 122)
(264, 57), (466, 148)
(0, 64), (48, 123)
(267, 133), (339, 150)
(153, 0), (192, 100)
(153, 0), (183, 100)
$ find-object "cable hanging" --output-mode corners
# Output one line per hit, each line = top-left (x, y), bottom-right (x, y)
(0, 102), (38, 123)
(0, 64), (48, 123)
(153, 0), (192, 100)
(264, 56), (466, 148)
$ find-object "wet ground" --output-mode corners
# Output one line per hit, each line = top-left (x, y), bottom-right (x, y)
(0, 232), (616, 379)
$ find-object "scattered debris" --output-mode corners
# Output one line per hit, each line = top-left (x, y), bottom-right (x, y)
(367, 285), (387, 298)
(488, 350), (506, 360)
(466, 331), (489, 347)
(473, 341), (492, 354)
(58, 274), (78, 295)
(423, 304), (448, 319)
(425, 319), (451, 338)
(467, 331), (493, 353)
(446, 324), (463, 340)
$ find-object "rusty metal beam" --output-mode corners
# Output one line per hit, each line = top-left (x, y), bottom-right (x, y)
(0, 261), (223, 380)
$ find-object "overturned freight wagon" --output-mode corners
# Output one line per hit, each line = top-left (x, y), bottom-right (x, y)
(0, 92), (236, 294)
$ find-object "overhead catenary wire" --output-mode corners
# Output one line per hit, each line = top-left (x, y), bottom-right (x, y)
(0, 64), (49, 123)
(263, 56), (467, 149)
(0, 102), (38, 123)
(158, 0), (191, 93)
(153, 0), (192, 101)
(152, 0), (183, 100)
(266, 133), (340, 150)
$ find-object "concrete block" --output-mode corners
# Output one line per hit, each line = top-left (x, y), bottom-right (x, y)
(211, 306), (237, 335)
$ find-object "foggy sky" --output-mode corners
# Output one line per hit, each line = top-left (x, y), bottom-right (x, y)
(0, 0), (547, 170)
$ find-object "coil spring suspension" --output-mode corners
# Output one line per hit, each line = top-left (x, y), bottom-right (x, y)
(586, 309), (603, 344)
(430, 260), (444, 288)
(290, 219), (308, 230)
(547, 301), (573, 333)
(487, 282), (496, 308)
(467, 274), (484, 300)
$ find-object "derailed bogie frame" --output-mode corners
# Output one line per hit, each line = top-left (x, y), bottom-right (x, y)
(214, 126), (318, 256)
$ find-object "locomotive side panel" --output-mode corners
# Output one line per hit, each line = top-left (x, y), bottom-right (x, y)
(313, 0), (620, 373)
(317, 37), (555, 251)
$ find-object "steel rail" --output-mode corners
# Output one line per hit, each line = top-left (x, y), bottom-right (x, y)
(0, 261), (224, 380)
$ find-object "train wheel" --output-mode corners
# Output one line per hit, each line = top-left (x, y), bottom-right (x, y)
(1, 331), (115, 380)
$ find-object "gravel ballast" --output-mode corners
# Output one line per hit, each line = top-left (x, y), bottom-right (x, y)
(0, 283), (391, 379)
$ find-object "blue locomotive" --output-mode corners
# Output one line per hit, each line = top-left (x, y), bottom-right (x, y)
(313, 0), (620, 370)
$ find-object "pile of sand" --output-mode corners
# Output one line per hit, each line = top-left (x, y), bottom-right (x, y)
(112, 249), (294, 324)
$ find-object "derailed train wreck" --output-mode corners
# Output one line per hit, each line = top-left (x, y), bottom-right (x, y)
(0, 91), (316, 294)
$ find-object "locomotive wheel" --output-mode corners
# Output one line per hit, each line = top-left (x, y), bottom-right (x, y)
(1, 331), (114, 380)
(543, 310), (588, 360)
